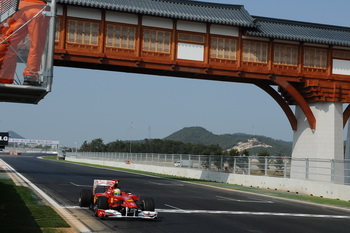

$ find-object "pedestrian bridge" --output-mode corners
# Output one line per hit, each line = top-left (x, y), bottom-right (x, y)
(52, 0), (350, 131)
(2, 0), (350, 177)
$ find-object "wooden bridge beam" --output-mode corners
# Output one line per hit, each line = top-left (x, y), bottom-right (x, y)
(270, 76), (316, 130)
(255, 82), (297, 131)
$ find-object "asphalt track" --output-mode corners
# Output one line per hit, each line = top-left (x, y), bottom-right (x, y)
(2, 155), (350, 233)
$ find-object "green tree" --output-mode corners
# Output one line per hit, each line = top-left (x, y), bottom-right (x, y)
(90, 138), (106, 152)
(242, 149), (249, 156)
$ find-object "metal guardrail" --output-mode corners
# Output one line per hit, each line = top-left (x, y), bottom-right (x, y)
(66, 152), (350, 185)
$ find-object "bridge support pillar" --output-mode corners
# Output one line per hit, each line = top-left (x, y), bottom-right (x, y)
(291, 102), (344, 183)
(344, 123), (350, 184)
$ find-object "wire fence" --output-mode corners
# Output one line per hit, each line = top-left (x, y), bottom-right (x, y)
(66, 152), (350, 185)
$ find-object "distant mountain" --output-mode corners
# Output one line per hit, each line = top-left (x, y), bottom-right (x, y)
(8, 131), (25, 139)
(164, 126), (292, 156)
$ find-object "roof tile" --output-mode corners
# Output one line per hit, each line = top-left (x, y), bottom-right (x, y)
(56, 0), (255, 27)
(247, 17), (350, 47)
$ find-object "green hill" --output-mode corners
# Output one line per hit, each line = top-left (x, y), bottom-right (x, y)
(164, 126), (292, 156)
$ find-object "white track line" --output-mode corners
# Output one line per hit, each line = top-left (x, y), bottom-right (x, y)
(1, 159), (91, 233)
(156, 209), (350, 219)
(216, 195), (274, 203)
(70, 182), (92, 187)
(61, 205), (350, 219)
(164, 204), (186, 211)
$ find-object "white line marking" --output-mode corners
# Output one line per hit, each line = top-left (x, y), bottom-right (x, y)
(156, 209), (350, 219)
(63, 205), (350, 219)
(164, 204), (185, 211)
(1, 159), (92, 233)
(64, 206), (90, 209)
(148, 181), (184, 186)
(70, 182), (92, 187)
(217, 195), (274, 204)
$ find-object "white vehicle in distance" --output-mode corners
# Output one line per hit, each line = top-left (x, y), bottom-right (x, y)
(174, 160), (192, 168)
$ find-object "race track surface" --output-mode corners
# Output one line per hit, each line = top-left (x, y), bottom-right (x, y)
(2, 156), (350, 233)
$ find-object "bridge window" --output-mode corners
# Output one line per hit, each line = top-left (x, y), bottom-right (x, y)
(106, 24), (136, 50)
(178, 33), (205, 44)
(243, 40), (268, 63)
(143, 29), (171, 53)
(67, 20), (99, 45)
(303, 47), (327, 69)
(332, 50), (350, 75)
(211, 37), (237, 60)
(177, 33), (205, 61)
(274, 44), (298, 66)
(333, 50), (350, 60)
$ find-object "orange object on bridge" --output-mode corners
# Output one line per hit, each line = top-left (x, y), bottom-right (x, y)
(0, 0), (48, 84)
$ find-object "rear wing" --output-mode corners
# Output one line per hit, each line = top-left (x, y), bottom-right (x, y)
(93, 179), (119, 195)
(0, 0), (20, 24)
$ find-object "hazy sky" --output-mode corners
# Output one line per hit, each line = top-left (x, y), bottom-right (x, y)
(1, 0), (349, 147)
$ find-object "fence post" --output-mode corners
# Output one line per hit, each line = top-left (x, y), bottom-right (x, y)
(208, 156), (212, 171)
(198, 155), (201, 170)
(248, 157), (251, 175)
(331, 159), (335, 183)
(283, 159), (287, 178)
(233, 157), (236, 174)
(264, 156), (268, 176)
(305, 158), (309, 180)
(220, 156), (223, 171)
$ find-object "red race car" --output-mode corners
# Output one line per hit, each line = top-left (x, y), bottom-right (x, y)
(79, 179), (158, 219)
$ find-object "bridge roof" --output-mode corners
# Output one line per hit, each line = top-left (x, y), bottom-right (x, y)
(247, 17), (350, 47)
(56, 0), (255, 27)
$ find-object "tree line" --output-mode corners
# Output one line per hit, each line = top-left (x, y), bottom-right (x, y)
(79, 138), (223, 155)
(79, 138), (283, 159)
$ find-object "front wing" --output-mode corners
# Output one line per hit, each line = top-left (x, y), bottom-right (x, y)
(96, 209), (158, 219)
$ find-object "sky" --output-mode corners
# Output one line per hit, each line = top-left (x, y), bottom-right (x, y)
(1, 0), (350, 147)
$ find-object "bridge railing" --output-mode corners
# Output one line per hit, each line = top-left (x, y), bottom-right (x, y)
(65, 152), (350, 185)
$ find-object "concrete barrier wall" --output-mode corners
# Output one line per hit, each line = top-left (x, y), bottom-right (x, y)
(66, 157), (350, 201)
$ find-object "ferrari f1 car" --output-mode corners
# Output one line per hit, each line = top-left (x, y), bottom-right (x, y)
(78, 179), (157, 219)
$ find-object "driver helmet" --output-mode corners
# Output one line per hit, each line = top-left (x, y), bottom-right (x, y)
(114, 188), (121, 196)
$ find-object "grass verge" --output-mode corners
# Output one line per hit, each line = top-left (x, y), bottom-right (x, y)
(45, 156), (350, 209)
(0, 170), (71, 233)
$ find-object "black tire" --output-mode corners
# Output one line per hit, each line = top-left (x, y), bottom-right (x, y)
(96, 196), (109, 210)
(142, 198), (155, 211)
(79, 189), (93, 207)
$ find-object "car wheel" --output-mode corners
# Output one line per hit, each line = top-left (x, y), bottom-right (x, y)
(142, 198), (155, 211)
(96, 196), (109, 210)
(79, 189), (93, 207)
